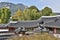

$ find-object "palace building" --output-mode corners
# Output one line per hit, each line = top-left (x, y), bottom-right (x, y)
(0, 16), (60, 34)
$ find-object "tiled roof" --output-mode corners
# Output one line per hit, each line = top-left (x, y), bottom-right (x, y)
(0, 16), (60, 28)
(43, 18), (60, 28)
(8, 21), (39, 28)
(38, 16), (60, 28)
(0, 24), (8, 27)
(38, 16), (57, 23)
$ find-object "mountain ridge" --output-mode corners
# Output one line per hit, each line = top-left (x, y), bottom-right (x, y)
(0, 2), (28, 16)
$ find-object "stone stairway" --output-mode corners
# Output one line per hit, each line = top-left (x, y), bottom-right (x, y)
(0, 31), (15, 40)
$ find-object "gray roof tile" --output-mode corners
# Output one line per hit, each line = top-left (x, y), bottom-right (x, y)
(8, 21), (39, 28)
(0, 16), (60, 28)
(0, 24), (8, 27)
(43, 19), (60, 28)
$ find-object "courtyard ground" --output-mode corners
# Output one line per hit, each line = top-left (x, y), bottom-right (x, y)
(8, 33), (60, 40)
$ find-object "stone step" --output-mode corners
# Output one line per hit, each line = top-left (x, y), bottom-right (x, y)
(0, 32), (15, 40)
(0, 33), (15, 35)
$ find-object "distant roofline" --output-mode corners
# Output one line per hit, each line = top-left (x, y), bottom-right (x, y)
(41, 16), (56, 18)
(54, 12), (60, 14)
(41, 15), (60, 18)
(38, 15), (60, 20)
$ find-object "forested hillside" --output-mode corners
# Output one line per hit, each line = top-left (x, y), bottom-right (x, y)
(12, 6), (55, 21)
(0, 2), (56, 24)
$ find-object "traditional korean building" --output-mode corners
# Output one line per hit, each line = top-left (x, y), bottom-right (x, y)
(8, 20), (39, 32)
(0, 16), (60, 34)
(38, 16), (60, 34)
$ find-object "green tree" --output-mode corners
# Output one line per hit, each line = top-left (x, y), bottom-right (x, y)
(12, 9), (23, 21)
(23, 8), (31, 20)
(29, 9), (41, 20)
(23, 8), (41, 20)
(41, 7), (52, 16)
(28, 6), (39, 12)
(12, 6), (55, 21)
(0, 8), (11, 23)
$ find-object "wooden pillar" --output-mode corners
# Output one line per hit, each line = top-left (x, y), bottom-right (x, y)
(53, 28), (57, 34)
(9, 27), (15, 32)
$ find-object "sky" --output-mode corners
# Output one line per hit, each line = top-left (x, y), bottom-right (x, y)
(0, 0), (60, 12)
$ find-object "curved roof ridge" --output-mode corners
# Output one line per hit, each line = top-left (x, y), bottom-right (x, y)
(37, 15), (60, 20)
(18, 20), (38, 22)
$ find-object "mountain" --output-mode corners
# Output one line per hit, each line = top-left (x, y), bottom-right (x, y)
(0, 2), (28, 16)
(54, 13), (60, 15)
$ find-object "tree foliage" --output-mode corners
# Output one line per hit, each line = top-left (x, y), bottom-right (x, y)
(41, 7), (52, 16)
(28, 6), (40, 12)
(0, 6), (55, 23)
(23, 8), (31, 20)
(12, 9), (23, 21)
(11, 6), (55, 21)
(0, 8), (11, 23)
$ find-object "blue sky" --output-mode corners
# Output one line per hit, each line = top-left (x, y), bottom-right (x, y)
(0, 0), (60, 12)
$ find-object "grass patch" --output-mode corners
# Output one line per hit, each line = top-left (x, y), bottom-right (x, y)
(9, 33), (60, 40)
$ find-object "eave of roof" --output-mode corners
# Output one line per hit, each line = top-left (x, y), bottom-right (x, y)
(0, 15), (60, 28)
(8, 21), (39, 28)
(44, 25), (60, 28)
